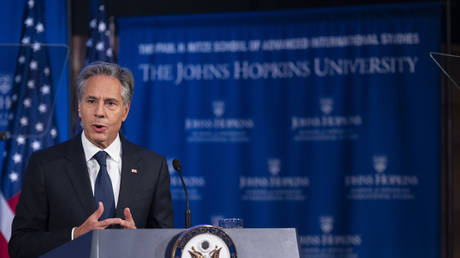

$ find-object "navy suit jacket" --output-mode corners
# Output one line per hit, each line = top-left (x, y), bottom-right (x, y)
(8, 135), (174, 258)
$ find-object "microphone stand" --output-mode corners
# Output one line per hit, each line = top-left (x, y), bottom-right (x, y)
(173, 159), (191, 228)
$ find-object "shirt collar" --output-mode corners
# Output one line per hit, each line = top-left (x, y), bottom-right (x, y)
(81, 132), (121, 163)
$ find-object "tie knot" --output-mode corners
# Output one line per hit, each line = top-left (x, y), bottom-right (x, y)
(93, 151), (107, 167)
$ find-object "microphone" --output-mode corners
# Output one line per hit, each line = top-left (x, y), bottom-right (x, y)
(172, 158), (191, 228)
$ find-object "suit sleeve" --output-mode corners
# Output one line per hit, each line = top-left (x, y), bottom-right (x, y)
(8, 153), (71, 258)
(147, 157), (174, 228)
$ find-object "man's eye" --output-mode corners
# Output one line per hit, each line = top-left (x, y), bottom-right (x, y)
(87, 99), (95, 103)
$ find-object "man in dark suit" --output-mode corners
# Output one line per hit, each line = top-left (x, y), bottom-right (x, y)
(8, 62), (174, 258)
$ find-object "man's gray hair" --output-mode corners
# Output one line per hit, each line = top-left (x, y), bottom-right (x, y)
(76, 61), (134, 106)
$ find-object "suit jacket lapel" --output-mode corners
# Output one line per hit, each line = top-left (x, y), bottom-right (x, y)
(115, 135), (143, 218)
(63, 136), (97, 217)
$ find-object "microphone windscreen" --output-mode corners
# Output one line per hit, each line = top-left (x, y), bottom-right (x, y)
(172, 158), (182, 171)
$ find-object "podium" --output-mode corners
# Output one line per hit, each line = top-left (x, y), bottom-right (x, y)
(40, 228), (300, 258)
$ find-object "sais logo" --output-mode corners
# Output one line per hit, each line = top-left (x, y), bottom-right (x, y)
(373, 155), (387, 173)
(267, 158), (281, 176)
(212, 100), (225, 117)
(320, 216), (334, 234)
(0, 75), (12, 95)
(320, 98), (333, 115)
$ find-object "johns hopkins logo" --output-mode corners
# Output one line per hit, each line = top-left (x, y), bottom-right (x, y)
(185, 100), (254, 143)
(373, 155), (388, 173)
(267, 158), (281, 176)
(212, 100), (225, 117)
(320, 216), (334, 234)
(320, 98), (333, 115)
(0, 75), (12, 95)
(299, 215), (362, 249)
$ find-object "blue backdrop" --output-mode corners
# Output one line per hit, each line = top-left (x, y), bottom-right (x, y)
(118, 3), (441, 258)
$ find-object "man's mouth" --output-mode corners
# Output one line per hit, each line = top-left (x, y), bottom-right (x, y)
(92, 124), (107, 132)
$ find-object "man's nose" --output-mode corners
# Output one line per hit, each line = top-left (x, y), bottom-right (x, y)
(94, 102), (105, 117)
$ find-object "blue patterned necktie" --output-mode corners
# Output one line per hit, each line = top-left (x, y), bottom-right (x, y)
(93, 151), (115, 220)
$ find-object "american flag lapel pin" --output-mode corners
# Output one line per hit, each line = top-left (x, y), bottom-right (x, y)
(131, 168), (138, 174)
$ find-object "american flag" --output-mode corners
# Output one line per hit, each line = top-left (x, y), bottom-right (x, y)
(73, 0), (114, 135)
(0, 0), (58, 256)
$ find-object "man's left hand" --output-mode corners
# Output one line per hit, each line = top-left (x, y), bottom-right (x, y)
(120, 208), (136, 229)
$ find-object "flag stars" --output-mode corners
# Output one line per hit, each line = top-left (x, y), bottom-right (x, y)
(9, 172), (19, 182)
(20, 117), (28, 126)
(16, 135), (26, 145)
(90, 19), (97, 29)
(98, 5), (105, 11)
(38, 103), (47, 113)
(30, 60), (38, 70)
(31, 140), (41, 151)
(86, 39), (93, 47)
(50, 128), (57, 138)
(21, 37), (30, 44)
(35, 122), (44, 132)
(27, 80), (35, 89)
(98, 22), (106, 32)
(35, 23), (44, 33)
(23, 98), (32, 108)
(12, 153), (22, 164)
(106, 48), (113, 57)
(32, 42), (41, 52)
(6, 6), (60, 187)
(41, 85), (50, 95)
(18, 56), (26, 64)
(96, 42), (104, 51)
(25, 17), (34, 27)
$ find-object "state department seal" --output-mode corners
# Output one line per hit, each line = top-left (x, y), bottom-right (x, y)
(172, 225), (237, 258)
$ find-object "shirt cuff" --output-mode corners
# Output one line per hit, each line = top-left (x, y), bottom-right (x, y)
(71, 227), (76, 240)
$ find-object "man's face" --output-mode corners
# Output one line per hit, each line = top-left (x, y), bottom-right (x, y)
(78, 75), (130, 149)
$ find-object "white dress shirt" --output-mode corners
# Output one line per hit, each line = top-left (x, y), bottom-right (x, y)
(72, 132), (122, 240)
(81, 131), (122, 208)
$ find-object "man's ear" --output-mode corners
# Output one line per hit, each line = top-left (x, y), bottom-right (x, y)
(122, 102), (131, 122)
(77, 103), (81, 118)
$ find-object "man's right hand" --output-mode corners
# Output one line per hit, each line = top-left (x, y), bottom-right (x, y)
(73, 202), (123, 239)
